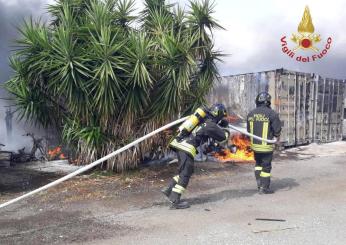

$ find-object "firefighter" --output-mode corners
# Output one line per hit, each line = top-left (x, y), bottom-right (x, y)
(162, 104), (229, 209)
(247, 92), (281, 194)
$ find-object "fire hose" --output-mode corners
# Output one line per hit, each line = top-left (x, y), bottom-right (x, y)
(0, 118), (275, 210)
(227, 124), (277, 144)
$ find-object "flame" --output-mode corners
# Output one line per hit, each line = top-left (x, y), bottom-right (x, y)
(214, 133), (254, 163)
(48, 146), (66, 160)
(298, 6), (315, 33)
(226, 115), (240, 123)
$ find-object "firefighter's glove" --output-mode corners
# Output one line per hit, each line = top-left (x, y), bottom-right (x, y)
(224, 129), (230, 140)
(218, 118), (229, 128)
(216, 129), (230, 145)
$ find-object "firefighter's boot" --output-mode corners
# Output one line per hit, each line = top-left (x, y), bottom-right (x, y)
(161, 181), (175, 198)
(259, 173), (274, 194)
(254, 166), (262, 190)
(161, 176), (179, 199)
(169, 191), (190, 209)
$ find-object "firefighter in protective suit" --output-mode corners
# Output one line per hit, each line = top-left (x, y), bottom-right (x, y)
(247, 92), (282, 194)
(162, 104), (229, 209)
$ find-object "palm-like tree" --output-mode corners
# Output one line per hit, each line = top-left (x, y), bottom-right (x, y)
(6, 0), (223, 171)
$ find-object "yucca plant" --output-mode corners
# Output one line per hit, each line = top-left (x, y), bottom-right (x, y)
(6, 0), (223, 172)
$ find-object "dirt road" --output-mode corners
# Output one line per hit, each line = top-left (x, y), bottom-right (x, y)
(0, 142), (345, 245)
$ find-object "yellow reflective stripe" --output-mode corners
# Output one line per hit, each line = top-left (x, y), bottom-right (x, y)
(250, 121), (254, 144)
(262, 122), (268, 146)
(173, 175), (180, 183)
(196, 108), (207, 117)
(172, 184), (186, 194)
(251, 145), (273, 150)
(251, 144), (273, 149)
(172, 188), (183, 194)
(169, 139), (197, 157)
(175, 184), (185, 191)
(250, 144), (274, 152)
(178, 141), (196, 156)
(255, 166), (263, 171)
(260, 171), (271, 177)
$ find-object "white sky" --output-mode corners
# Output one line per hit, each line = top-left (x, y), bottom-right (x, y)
(1, 0), (346, 78)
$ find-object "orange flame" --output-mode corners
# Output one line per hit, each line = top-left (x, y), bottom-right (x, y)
(226, 115), (240, 123)
(47, 146), (66, 160)
(214, 133), (254, 163)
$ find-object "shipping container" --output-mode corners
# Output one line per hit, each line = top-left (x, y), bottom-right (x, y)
(208, 68), (345, 147)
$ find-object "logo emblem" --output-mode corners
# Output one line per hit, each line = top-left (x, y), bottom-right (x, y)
(291, 6), (321, 52)
(280, 6), (332, 62)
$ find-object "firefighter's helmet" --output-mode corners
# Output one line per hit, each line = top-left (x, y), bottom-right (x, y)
(209, 103), (227, 122)
(255, 92), (272, 106)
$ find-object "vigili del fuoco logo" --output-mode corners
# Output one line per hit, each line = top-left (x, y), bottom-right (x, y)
(280, 6), (332, 62)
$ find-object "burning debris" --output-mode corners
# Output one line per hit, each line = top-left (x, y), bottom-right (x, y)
(208, 112), (254, 163)
(226, 114), (243, 124)
(0, 132), (68, 167)
(213, 133), (255, 163)
(47, 147), (67, 161)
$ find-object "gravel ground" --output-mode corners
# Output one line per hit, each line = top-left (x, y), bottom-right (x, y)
(0, 142), (345, 245)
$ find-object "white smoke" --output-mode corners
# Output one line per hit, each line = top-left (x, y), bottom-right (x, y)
(0, 0), (51, 153)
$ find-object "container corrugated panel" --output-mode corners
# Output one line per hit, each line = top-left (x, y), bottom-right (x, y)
(314, 77), (345, 142)
(277, 70), (316, 145)
(274, 70), (297, 146)
(208, 71), (276, 119)
(207, 68), (345, 147)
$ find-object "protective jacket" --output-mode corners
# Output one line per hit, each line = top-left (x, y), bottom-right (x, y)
(169, 119), (228, 157)
(247, 105), (281, 153)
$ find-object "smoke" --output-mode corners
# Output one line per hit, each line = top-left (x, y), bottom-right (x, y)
(0, 0), (51, 152)
(0, 0), (50, 86)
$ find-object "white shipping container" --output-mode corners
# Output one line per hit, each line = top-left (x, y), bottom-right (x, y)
(208, 68), (345, 147)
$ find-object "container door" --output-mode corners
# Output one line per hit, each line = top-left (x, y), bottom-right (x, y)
(275, 70), (296, 146)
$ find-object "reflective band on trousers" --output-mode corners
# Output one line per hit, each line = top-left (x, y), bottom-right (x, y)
(255, 166), (263, 171)
(260, 171), (271, 177)
(173, 175), (180, 182)
(172, 184), (185, 194)
(169, 139), (197, 157)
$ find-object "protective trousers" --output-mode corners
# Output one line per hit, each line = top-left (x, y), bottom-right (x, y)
(254, 152), (273, 190)
(168, 150), (194, 203)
